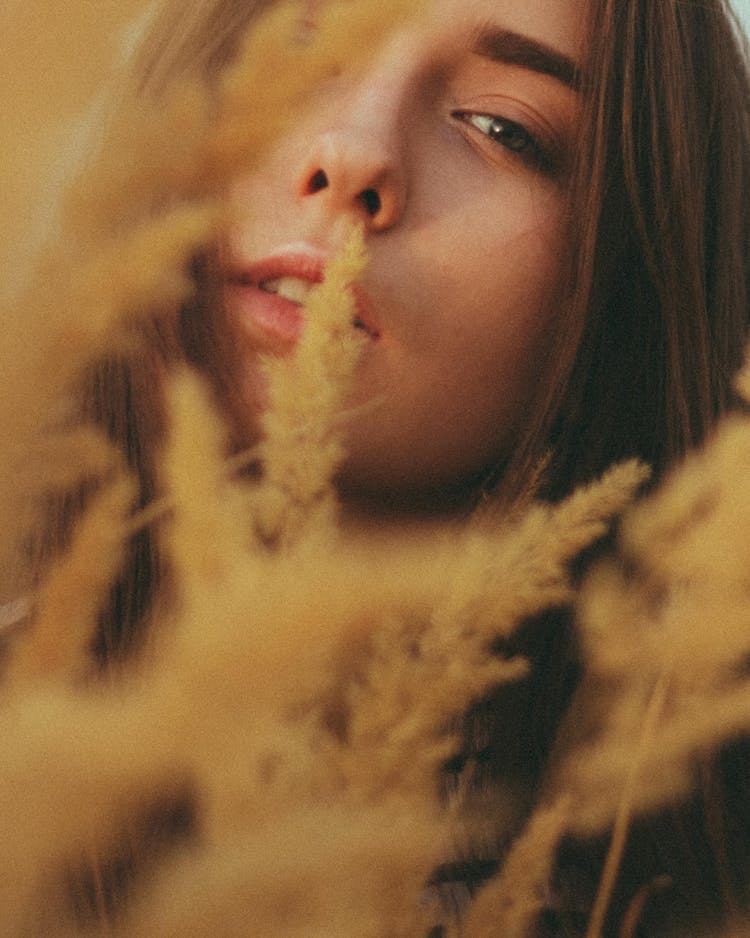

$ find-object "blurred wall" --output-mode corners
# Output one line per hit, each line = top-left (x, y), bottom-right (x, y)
(0, 0), (149, 297)
(736, 0), (750, 36)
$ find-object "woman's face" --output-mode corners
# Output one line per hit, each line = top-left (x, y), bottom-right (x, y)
(220, 0), (586, 508)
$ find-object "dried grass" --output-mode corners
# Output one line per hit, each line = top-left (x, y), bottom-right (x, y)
(2, 2), (750, 936)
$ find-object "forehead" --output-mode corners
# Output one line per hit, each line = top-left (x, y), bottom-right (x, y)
(421, 0), (588, 62)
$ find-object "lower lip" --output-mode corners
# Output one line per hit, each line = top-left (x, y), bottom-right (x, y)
(225, 282), (380, 353)
(225, 282), (304, 354)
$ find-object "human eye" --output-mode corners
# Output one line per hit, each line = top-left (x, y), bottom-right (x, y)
(451, 110), (558, 176)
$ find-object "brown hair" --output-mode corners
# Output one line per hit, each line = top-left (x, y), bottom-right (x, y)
(501, 0), (750, 504)
(492, 5), (750, 930)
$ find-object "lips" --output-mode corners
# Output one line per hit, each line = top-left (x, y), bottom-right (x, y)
(224, 249), (379, 354)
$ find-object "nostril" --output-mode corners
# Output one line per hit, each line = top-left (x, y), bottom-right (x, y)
(359, 188), (381, 216)
(306, 169), (329, 194)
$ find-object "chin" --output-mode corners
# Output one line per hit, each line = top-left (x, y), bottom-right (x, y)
(335, 460), (491, 519)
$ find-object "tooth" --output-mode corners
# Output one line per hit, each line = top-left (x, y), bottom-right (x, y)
(261, 276), (311, 305)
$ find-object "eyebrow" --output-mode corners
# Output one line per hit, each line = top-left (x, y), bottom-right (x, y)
(472, 27), (581, 90)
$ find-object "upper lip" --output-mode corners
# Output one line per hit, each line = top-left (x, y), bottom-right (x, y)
(227, 249), (326, 289)
(225, 246), (380, 339)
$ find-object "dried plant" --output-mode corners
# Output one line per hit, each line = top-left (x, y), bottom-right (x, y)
(3, 2), (750, 938)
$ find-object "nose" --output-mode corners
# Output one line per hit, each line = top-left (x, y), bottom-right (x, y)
(296, 121), (406, 232)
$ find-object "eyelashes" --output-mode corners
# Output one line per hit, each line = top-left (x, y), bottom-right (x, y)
(451, 110), (560, 176)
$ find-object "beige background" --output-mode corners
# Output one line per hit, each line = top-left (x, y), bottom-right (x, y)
(0, 0), (148, 295)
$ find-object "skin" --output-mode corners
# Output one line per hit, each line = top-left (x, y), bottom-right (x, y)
(219, 0), (587, 510)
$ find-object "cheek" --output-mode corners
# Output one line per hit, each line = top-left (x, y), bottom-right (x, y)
(340, 212), (567, 494)
(425, 191), (567, 387)
(340, 277), (561, 496)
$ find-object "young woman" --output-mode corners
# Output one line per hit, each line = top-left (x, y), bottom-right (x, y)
(67, 0), (750, 932)
(130, 0), (750, 500)
(94, 0), (750, 650)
